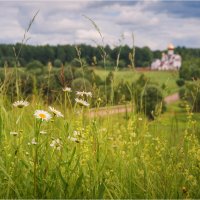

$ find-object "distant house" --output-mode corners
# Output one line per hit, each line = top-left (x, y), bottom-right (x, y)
(151, 44), (181, 70)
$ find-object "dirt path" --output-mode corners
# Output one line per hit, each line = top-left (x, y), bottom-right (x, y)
(164, 92), (179, 104)
(88, 93), (179, 117)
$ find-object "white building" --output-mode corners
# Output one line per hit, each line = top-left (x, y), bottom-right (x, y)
(151, 44), (181, 70)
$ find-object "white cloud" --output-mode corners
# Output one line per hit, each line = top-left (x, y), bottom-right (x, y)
(0, 1), (200, 50)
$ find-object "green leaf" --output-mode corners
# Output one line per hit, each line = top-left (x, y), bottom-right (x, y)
(98, 182), (105, 199)
(70, 173), (84, 198)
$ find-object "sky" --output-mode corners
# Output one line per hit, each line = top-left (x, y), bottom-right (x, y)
(0, 0), (200, 50)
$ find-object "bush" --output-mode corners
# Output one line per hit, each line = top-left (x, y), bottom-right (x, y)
(64, 66), (74, 81)
(83, 68), (103, 86)
(191, 67), (200, 80)
(118, 60), (126, 68)
(179, 87), (186, 99)
(114, 80), (131, 104)
(176, 78), (185, 87)
(182, 80), (200, 112)
(71, 78), (92, 92)
(26, 60), (44, 75)
(74, 68), (84, 79)
(179, 60), (200, 81)
(26, 60), (43, 70)
(54, 59), (63, 68)
(71, 58), (87, 67)
(134, 82), (166, 119)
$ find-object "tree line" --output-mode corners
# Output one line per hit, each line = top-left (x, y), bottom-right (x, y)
(0, 43), (200, 68)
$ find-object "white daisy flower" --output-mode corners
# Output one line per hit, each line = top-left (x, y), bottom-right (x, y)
(50, 138), (62, 150)
(62, 86), (72, 92)
(10, 131), (18, 136)
(68, 136), (79, 143)
(76, 91), (92, 97)
(75, 98), (90, 107)
(31, 138), (37, 145)
(34, 110), (52, 121)
(49, 106), (64, 118)
(13, 100), (29, 108)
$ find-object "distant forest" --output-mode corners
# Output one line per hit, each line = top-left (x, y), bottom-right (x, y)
(0, 43), (200, 68)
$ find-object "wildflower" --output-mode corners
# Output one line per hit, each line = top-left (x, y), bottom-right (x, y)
(76, 91), (92, 97)
(31, 138), (37, 145)
(182, 186), (187, 194)
(97, 98), (102, 102)
(63, 86), (72, 92)
(73, 130), (81, 137)
(75, 98), (90, 107)
(34, 110), (52, 121)
(49, 106), (64, 118)
(13, 100), (29, 108)
(10, 131), (18, 136)
(50, 138), (62, 150)
(68, 136), (79, 143)
(40, 130), (47, 135)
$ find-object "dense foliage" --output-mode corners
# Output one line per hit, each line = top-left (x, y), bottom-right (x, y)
(133, 74), (166, 119)
(177, 57), (200, 112)
(179, 80), (200, 112)
(1, 43), (200, 68)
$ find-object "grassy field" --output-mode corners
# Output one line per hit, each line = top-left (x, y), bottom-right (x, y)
(0, 89), (200, 198)
(95, 68), (179, 95)
(0, 66), (200, 199)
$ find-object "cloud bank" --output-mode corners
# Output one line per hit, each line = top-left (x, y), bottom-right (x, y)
(0, 0), (200, 50)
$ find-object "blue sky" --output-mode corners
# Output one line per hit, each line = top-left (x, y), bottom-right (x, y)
(0, 0), (200, 50)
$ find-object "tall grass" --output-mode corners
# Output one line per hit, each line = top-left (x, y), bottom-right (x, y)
(0, 97), (200, 198)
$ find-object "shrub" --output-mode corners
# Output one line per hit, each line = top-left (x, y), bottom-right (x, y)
(26, 60), (43, 70)
(114, 80), (131, 104)
(176, 78), (185, 87)
(118, 60), (126, 68)
(26, 60), (44, 75)
(191, 67), (200, 80)
(54, 59), (63, 68)
(182, 80), (200, 112)
(134, 78), (166, 120)
(71, 58), (87, 67)
(179, 87), (186, 99)
(71, 78), (92, 92)
(74, 68), (84, 78)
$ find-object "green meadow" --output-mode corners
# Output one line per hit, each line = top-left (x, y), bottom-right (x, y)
(94, 68), (179, 95)
(0, 68), (200, 199)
